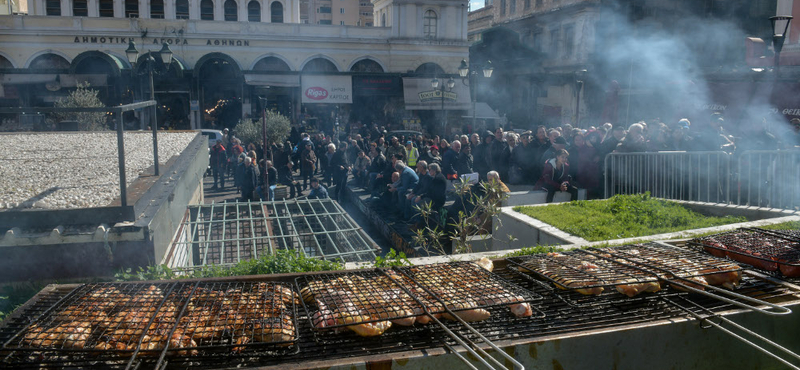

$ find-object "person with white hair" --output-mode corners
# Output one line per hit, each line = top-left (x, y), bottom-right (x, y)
(323, 142), (336, 187)
(394, 160), (419, 210)
(241, 156), (260, 201)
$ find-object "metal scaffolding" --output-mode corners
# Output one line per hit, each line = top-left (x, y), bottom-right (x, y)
(168, 199), (379, 268)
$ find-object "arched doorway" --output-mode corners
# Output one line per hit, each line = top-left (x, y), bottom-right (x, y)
(134, 53), (189, 130)
(302, 57), (338, 73)
(70, 51), (128, 109)
(414, 62), (444, 76)
(195, 53), (243, 129)
(350, 58), (384, 73)
(250, 56), (293, 120)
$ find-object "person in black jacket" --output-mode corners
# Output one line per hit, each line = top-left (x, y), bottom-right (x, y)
(278, 160), (302, 199)
(258, 160), (278, 200)
(404, 161), (431, 220)
(241, 157), (260, 202)
(426, 163), (447, 211)
(442, 140), (461, 180)
(329, 141), (351, 201)
(456, 144), (474, 176)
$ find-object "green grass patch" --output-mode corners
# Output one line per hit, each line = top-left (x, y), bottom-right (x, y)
(115, 250), (344, 282)
(760, 221), (800, 231)
(513, 193), (747, 242)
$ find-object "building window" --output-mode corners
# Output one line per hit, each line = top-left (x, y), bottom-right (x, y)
(340, 20), (344, 25)
(224, 0), (237, 21)
(535, 0), (541, 8)
(532, 31), (542, 52)
(340, 8), (344, 13)
(549, 27), (560, 58)
(423, 10), (437, 39)
(499, 0), (505, 15)
(524, 0), (529, 10)
(248, 0), (260, 21)
(318, 6), (330, 13)
(151, 0), (164, 18)
(73, 0), (88, 16)
(563, 24), (575, 58)
(176, 0), (189, 19)
(125, 0), (138, 17)
(270, 1), (283, 22)
(99, 0), (114, 17)
(46, 0), (61, 15)
(381, 13), (385, 27)
(200, 0), (214, 20)
(509, 0), (515, 14)
(319, 19), (332, 24)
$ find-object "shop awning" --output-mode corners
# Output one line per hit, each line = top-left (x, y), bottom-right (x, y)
(0, 74), (108, 87)
(403, 77), (471, 110)
(244, 74), (300, 87)
(461, 102), (501, 120)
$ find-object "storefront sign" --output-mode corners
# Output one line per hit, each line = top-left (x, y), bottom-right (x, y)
(402, 77), (471, 110)
(353, 76), (402, 96)
(72, 36), (247, 46)
(301, 75), (352, 104)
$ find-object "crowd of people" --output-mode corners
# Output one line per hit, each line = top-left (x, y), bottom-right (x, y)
(207, 114), (800, 225)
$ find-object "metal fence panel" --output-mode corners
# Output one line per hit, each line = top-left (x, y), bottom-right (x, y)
(735, 150), (800, 210)
(604, 151), (731, 204)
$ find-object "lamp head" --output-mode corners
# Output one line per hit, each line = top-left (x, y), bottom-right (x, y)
(482, 60), (494, 78)
(125, 40), (139, 64)
(446, 77), (455, 89)
(431, 77), (439, 89)
(159, 42), (174, 65)
(458, 59), (469, 78)
(770, 16), (793, 54)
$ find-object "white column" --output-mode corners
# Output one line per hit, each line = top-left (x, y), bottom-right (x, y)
(189, 0), (199, 19)
(165, 0), (175, 18)
(60, 0), (71, 16)
(238, 0), (247, 21)
(214, 0), (223, 20)
(114, 0), (123, 17)
(139, 0), (149, 17)
(88, 0), (99, 16)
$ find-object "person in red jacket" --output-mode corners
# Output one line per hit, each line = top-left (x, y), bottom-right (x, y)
(534, 149), (578, 203)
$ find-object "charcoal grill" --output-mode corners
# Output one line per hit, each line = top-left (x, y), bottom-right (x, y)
(689, 228), (800, 277)
(2, 255), (800, 370)
(1, 281), (299, 369)
(296, 261), (543, 369)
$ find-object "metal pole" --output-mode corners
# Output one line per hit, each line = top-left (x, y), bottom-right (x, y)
(149, 57), (160, 176)
(116, 109), (128, 207)
(575, 81), (582, 127)
(441, 85), (446, 137)
(471, 72), (477, 133)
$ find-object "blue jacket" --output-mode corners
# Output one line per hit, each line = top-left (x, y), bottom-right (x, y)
(308, 185), (329, 199)
(397, 166), (419, 195)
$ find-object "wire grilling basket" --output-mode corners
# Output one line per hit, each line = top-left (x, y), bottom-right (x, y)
(296, 261), (544, 333)
(1, 281), (299, 369)
(689, 228), (800, 277)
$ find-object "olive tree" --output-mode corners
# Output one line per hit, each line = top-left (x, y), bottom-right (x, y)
(234, 110), (291, 149)
(51, 82), (107, 131)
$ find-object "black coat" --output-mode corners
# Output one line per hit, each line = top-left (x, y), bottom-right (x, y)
(242, 165), (259, 198)
(427, 173), (447, 209)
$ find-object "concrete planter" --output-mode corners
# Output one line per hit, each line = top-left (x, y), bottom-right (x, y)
(491, 199), (800, 252)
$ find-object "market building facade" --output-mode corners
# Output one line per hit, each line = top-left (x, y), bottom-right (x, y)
(0, 0), (470, 132)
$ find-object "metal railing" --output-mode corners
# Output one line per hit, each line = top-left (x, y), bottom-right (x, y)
(603, 150), (800, 210)
(604, 151), (731, 204)
(736, 150), (800, 209)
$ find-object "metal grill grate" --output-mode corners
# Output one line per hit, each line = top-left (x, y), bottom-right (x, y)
(590, 243), (743, 279)
(1, 264), (798, 369)
(508, 251), (660, 296)
(1, 281), (299, 369)
(170, 199), (379, 269)
(689, 228), (800, 276)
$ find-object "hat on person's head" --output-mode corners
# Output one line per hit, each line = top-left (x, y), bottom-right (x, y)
(430, 145), (439, 151)
(484, 130), (495, 138)
(522, 130), (533, 136)
(406, 140), (413, 145)
(554, 136), (567, 145)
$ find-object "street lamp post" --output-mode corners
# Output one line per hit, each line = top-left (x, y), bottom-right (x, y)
(458, 59), (494, 133)
(431, 76), (455, 137)
(574, 69), (587, 127)
(770, 16), (793, 76)
(125, 41), (175, 177)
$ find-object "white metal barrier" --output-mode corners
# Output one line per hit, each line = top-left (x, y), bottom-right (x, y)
(603, 150), (800, 210)
(736, 150), (800, 210)
(604, 151), (731, 204)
